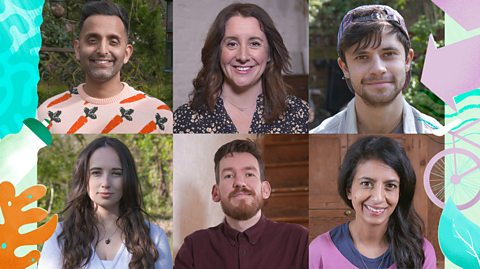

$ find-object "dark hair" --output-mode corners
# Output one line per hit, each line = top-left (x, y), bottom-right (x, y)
(214, 139), (265, 184)
(79, 0), (130, 36)
(338, 136), (425, 269)
(338, 7), (410, 63)
(58, 137), (159, 269)
(189, 3), (291, 123)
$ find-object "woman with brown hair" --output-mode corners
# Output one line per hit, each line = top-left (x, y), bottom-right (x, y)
(174, 3), (309, 134)
(38, 137), (172, 269)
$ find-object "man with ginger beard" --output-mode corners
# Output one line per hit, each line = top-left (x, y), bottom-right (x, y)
(174, 139), (308, 269)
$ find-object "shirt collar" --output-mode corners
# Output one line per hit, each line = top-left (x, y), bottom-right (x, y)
(221, 214), (267, 246)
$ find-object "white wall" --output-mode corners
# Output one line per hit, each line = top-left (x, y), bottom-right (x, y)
(173, 0), (309, 109)
(172, 134), (257, 257)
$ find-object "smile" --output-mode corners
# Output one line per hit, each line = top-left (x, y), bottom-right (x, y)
(364, 204), (386, 214)
(234, 66), (253, 72)
(90, 59), (114, 64)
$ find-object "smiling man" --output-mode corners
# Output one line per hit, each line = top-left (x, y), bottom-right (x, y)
(37, 0), (172, 134)
(310, 5), (440, 134)
(175, 139), (308, 269)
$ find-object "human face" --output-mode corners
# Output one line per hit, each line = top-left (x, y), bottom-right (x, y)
(220, 16), (269, 92)
(338, 28), (413, 107)
(74, 15), (133, 84)
(87, 146), (123, 213)
(212, 152), (271, 220)
(348, 159), (400, 227)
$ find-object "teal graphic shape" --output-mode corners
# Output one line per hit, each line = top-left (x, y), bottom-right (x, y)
(0, 0), (45, 138)
(439, 199), (480, 268)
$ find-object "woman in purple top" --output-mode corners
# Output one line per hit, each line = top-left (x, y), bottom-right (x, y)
(309, 136), (437, 269)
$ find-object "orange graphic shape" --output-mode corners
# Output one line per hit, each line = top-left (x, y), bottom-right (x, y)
(0, 181), (58, 268)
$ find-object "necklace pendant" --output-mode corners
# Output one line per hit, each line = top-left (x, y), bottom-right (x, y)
(105, 238), (111, 244)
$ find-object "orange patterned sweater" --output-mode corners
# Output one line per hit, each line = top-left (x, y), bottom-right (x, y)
(37, 83), (172, 134)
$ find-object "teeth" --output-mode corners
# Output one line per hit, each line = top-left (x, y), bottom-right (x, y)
(236, 66), (251, 71)
(365, 205), (385, 213)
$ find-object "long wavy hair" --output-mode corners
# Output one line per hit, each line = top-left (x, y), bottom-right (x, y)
(58, 137), (159, 269)
(189, 3), (291, 123)
(338, 136), (425, 268)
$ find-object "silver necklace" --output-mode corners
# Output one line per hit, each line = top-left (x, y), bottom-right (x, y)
(359, 250), (386, 269)
(102, 226), (119, 245)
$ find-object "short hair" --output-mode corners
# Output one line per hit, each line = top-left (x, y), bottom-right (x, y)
(79, 0), (130, 36)
(214, 139), (265, 184)
(337, 136), (425, 268)
(338, 5), (410, 63)
(189, 3), (291, 123)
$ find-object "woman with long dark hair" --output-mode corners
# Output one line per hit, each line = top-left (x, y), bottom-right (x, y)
(174, 3), (309, 134)
(309, 136), (436, 269)
(38, 137), (172, 269)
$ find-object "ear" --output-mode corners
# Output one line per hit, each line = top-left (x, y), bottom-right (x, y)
(73, 39), (80, 60)
(347, 187), (352, 200)
(211, 184), (221, 202)
(123, 44), (133, 64)
(405, 48), (414, 72)
(337, 57), (350, 79)
(261, 181), (271, 199)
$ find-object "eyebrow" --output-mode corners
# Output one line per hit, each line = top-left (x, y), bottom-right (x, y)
(221, 166), (259, 173)
(84, 32), (123, 40)
(358, 176), (399, 183)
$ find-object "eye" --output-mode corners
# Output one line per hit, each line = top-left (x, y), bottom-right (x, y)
(249, 40), (262, 48)
(245, 172), (255, 177)
(355, 55), (368, 61)
(112, 170), (123, 177)
(223, 173), (234, 180)
(110, 39), (120, 46)
(87, 38), (97, 44)
(90, 170), (102, 177)
(360, 181), (373, 188)
(225, 40), (238, 49)
(385, 183), (398, 190)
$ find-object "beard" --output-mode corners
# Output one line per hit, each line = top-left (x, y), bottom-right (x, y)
(220, 187), (264, 220)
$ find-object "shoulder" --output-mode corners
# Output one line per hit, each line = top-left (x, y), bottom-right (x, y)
(174, 103), (213, 133)
(37, 89), (80, 117)
(309, 110), (346, 134)
(286, 95), (309, 110)
(266, 218), (308, 236)
(422, 238), (437, 268)
(411, 106), (441, 133)
(309, 231), (334, 250)
(122, 86), (172, 111)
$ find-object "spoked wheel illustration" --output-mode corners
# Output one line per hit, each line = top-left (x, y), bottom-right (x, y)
(424, 147), (480, 210)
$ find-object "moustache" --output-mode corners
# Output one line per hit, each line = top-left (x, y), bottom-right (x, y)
(362, 76), (395, 84)
(228, 187), (255, 198)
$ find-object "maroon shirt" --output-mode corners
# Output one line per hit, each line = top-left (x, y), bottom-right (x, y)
(175, 215), (308, 269)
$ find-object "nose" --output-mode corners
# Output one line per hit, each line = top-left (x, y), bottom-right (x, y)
(100, 175), (111, 189)
(235, 45), (250, 63)
(370, 185), (385, 202)
(232, 174), (247, 189)
(369, 54), (387, 76)
(97, 40), (109, 55)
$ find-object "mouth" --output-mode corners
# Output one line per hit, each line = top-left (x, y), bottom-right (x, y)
(364, 204), (387, 215)
(233, 65), (255, 73)
(90, 58), (114, 66)
(98, 192), (113, 198)
(229, 189), (254, 199)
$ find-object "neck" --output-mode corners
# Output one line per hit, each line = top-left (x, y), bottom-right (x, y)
(225, 210), (262, 233)
(95, 206), (120, 228)
(355, 95), (404, 133)
(349, 220), (389, 258)
(221, 81), (262, 107)
(84, 75), (124, 99)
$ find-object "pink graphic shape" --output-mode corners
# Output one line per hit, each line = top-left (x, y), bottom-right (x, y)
(431, 0), (480, 30)
(421, 34), (480, 111)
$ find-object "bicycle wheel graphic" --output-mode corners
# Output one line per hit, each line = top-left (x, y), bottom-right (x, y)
(424, 148), (480, 210)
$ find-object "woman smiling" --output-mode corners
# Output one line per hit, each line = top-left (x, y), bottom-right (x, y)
(309, 136), (436, 269)
(174, 3), (309, 134)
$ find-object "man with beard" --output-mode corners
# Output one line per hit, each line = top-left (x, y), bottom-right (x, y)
(37, 0), (172, 133)
(175, 139), (308, 269)
(310, 5), (440, 134)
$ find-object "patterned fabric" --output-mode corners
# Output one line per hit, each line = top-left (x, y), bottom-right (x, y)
(174, 95), (309, 134)
(309, 98), (440, 134)
(37, 83), (172, 134)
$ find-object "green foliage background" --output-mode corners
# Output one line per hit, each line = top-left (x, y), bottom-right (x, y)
(309, 0), (445, 124)
(37, 134), (173, 222)
(39, 0), (172, 108)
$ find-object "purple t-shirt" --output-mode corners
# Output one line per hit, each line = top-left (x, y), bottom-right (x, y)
(309, 223), (437, 269)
